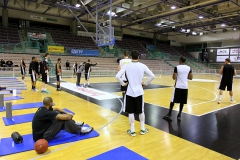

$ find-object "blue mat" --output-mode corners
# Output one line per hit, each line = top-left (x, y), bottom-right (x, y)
(2, 108), (75, 126)
(87, 146), (148, 160)
(0, 124), (99, 156)
(4, 96), (23, 101)
(0, 91), (22, 94)
(0, 102), (43, 112)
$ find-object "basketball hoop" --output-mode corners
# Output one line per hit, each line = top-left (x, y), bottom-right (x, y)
(109, 44), (114, 49)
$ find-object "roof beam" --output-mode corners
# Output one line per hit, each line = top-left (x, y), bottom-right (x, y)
(122, 0), (226, 28)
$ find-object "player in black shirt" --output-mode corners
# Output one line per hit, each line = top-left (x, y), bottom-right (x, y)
(20, 57), (26, 81)
(83, 59), (97, 88)
(29, 57), (38, 92)
(32, 97), (93, 142)
(66, 60), (70, 70)
(218, 58), (236, 104)
(56, 58), (62, 91)
(41, 53), (50, 94)
(35, 58), (39, 79)
(39, 60), (43, 80)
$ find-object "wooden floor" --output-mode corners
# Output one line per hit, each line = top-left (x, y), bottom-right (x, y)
(0, 74), (237, 160)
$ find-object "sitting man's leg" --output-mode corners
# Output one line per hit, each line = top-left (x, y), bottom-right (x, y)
(64, 119), (93, 134)
(43, 119), (65, 141)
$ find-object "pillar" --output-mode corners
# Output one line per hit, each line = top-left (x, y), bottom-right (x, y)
(2, 8), (8, 27)
(72, 20), (77, 35)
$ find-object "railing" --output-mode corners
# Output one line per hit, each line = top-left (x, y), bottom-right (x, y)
(0, 67), (220, 78)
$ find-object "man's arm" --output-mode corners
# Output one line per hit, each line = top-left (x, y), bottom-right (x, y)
(56, 113), (73, 120)
(90, 63), (97, 67)
(219, 65), (224, 75)
(116, 66), (127, 86)
(53, 108), (69, 114)
(118, 64), (121, 71)
(188, 69), (193, 80)
(57, 63), (61, 75)
(142, 66), (155, 86)
(172, 67), (177, 80)
(234, 68), (237, 76)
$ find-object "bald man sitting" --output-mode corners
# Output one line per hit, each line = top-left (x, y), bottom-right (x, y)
(32, 97), (93, 142)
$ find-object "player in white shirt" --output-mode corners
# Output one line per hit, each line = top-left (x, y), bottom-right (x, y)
(116, 50), (155, 137)
(118, 52), (131, 98)
(163, 57), (193, 121)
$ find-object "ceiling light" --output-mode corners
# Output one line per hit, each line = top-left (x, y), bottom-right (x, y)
(75, 4), (80, 7)
(181, 28), (186, 32)
(186, 29), (190, 33)
(171, 5), (176, 9)
(78, 25), (81, 28)
(199, 32), (203, 35)
(107, 11), (117, 17)
(233, 28), (237, 30)
(221, 23), (226, 27)
(156, 23), (162, 27)
(199, 15), (203, 19)
(192, 31), (197, 35)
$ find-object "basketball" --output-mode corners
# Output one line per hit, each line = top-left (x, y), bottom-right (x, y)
(34, 139), (49, 154)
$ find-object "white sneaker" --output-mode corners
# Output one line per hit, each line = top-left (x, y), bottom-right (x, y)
(230, 100), (236, 104)
(217, 100), (221, 104)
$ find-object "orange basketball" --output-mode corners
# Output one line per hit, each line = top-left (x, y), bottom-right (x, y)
(34, 139), (49, 154)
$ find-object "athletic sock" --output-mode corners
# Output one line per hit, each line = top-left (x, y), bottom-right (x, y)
(219, 95), (222, 101)
(230, 96), (233, 101)
(122, 92), (125, 99)
(168, 102), (174, 115)
(130, 123), (135, 132)
(84, 83), (86, 86)
(129, 114), (135, 132)
(87, 81), (90, 85)
(139, 113), (145, 130)
(178, 103), (184, 117)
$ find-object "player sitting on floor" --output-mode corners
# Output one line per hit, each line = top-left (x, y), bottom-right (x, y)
(32, 97), (93, 142)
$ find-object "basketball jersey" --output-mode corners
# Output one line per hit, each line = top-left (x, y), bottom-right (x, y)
(55, 63), (61, 75)
(21, 60), (25, 67)
(119, 58), (131, 81)
(174, 65), (191, 89)
(221, 64), (235, 83)
(116, 62), (155, 97)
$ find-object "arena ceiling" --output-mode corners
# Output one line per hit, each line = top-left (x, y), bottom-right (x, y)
(1, 0), (240, 36)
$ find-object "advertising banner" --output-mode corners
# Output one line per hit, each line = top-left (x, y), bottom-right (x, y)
(71, 49), (99, 57)
(230, 48), (240, 55)
(217, 49), (229, 55)
(230, 56), (240, 62)
(48, 46), (64, 53)
(28, 32), (46, 40)
(216, 56), (229, 62)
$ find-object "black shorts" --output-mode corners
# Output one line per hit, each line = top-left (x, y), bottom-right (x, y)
(56, 75), (61, 81)
(42, 73), (48, 84)
(31, 74), (36, 82)
(171, 88), (188, 104)
(20, 67), (25, 75)
(219, 82), (232, 91)
(120, 81), (128, 92)
(85, 72), (89, 80)
(124, 95), (144, 114)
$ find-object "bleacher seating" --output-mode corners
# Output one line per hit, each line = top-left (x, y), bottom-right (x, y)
(115, 36), (149, 55)
(0, 25), (20, 44)
(172, 46), (195, 59)
(25, 26), (98, 50)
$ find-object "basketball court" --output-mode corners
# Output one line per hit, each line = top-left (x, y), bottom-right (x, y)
(0, 74), (238, 160)
(1, 0), (240, 159)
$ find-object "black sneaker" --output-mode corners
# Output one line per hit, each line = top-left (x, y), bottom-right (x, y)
(163, 115), (172, 121)
(56, 88), (62, 91)
(177, 116), (181, 121)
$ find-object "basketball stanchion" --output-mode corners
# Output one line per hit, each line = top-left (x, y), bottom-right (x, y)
(6, 101), (12, 118)
(0, 94), (3, 107)
(12, 89), (17, 96)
